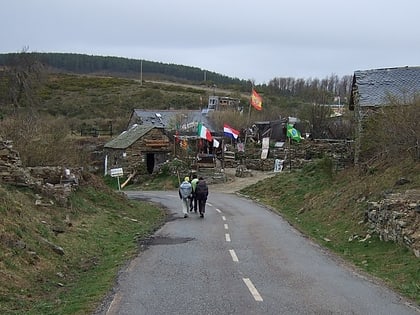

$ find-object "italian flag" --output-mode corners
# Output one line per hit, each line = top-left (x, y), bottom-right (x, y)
(198, 122), (213, 142)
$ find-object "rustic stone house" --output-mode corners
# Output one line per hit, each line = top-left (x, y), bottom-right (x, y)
(349, 66), (420, 163)
(104, 124), (171, 175)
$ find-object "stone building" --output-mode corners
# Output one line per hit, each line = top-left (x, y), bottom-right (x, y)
(104, 124), (171, 175)
(349, 66), (420, 164)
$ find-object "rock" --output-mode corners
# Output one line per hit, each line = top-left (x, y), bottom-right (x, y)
(41, 237), (65, 256)
(395, 177), (411, 186)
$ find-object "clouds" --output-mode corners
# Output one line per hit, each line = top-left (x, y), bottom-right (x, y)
(1, 0), (419, 84)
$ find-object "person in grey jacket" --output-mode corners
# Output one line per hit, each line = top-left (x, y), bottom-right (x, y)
(178, 176), (192, 218)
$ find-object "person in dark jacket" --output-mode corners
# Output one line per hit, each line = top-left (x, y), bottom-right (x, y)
(195, 177), (208, 218)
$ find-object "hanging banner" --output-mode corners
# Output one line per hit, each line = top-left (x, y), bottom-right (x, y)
(261, 137), (270, 159)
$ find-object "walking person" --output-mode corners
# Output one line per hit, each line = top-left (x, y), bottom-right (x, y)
(189, 174), (199, 213)
(178, 176), (192, 218)
(195, 176), (208, 218)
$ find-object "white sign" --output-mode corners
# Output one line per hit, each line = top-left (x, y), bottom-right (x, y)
(110, 168), (123, 177)
(274, 159), (284, 172)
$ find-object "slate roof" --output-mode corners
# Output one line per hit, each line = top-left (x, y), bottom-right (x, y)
(349, 66), (420, 110)
(104, 124), (155, 149)
(129, 109), (216, 132)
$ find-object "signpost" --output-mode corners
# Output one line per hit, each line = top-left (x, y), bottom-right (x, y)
(110, 168), (123, 190)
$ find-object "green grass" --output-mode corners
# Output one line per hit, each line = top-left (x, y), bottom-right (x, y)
(240, 159), (420, 305)
(0, 178), (166, 315)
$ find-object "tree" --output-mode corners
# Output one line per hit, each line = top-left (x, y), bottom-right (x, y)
(6, 48), (45, 107)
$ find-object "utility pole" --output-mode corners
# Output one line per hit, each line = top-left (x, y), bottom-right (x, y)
(140, 60), (143, 86)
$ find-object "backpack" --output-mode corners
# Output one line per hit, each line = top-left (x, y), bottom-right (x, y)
(179, 181), (192, 198)
(195, 180), (208, 199)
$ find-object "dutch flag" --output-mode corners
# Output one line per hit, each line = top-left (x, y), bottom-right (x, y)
(223, 124), (240, 140)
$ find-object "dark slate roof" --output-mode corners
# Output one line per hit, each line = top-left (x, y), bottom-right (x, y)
(104, 124), (155, 149)
(130, 109), (216, 132)
(349, 66), (420, 109)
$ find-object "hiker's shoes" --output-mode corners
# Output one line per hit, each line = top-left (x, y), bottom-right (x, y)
(184, 214), (188, 218)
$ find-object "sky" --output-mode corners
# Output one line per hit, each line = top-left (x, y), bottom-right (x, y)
(1, 0), (419, 84)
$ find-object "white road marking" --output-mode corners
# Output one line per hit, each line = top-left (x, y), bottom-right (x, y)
(225, 233), (231, 242)
(243, 278), (263, 302)
(215, 208), (222, 213)
(106, 292), (122, 315)
(224, 224), (228, 230)
(222, 216), (226, 221)
(229, 249), (239, 262)
(207, 202), (213, 207)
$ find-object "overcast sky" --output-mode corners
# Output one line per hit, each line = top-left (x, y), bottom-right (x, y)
(1, 0), (419, 84)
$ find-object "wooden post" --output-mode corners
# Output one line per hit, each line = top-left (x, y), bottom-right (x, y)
(221, 138), (225, 170)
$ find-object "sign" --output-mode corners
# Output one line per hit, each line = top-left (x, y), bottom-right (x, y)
(110, 168), (123, 177)
(261, 137), (270, 160)
(274, 159), (284, 172)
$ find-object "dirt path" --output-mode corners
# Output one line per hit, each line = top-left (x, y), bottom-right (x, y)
(209, 168), (277, 193)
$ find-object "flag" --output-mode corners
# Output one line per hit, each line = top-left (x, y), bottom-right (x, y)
(286, 124), (302, 142)
(197, 122), (213, 142)
(213, 138), (220, 148)
(250, 89), (262, 111)
(223, 124), (240, 140)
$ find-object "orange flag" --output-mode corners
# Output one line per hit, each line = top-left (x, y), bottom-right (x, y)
(250, 89), (262, 110)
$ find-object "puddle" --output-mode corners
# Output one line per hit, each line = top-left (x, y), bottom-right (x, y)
(138, 235), (194, 250)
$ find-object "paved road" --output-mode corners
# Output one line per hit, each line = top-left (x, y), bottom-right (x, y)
(98, 191), (419, 315)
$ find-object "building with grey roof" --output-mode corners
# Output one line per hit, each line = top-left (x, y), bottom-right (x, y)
(127, 109), (217, 132)
(349, 66), (420, 163)
(104, 124), (171, 175)
(349, 66), (420, 110)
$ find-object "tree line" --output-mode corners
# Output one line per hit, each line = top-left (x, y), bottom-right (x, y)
(0, 52), (247, 89)
(0, 52), (353, 104)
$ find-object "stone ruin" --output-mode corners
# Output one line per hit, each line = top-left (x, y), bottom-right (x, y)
(0, 137), (81, 206)
(366, 188), (420, 258)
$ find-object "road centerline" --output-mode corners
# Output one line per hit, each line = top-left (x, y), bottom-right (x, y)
(229, 249), (239, 262)
(243, 278), (263, 302)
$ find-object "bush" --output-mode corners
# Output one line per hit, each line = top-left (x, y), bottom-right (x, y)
(360, 101), (420, 163)
(0, 112), (90, 167)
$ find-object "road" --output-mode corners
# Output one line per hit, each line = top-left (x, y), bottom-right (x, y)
(97, 190), (419, 315)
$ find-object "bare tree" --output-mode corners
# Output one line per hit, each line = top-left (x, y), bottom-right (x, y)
(6, 48), (45, 107)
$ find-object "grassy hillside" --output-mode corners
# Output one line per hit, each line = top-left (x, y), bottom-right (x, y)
(0, 173), (166, 314)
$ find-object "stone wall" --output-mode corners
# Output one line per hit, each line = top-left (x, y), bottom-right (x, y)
(0, 138), (34, 186)
(0, 138), (81, 206)
(236, 139), (354, 172)
(366, 189), (420, 258)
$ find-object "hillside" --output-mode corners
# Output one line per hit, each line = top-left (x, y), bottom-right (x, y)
(0, 52), (250, 91)
(0, 167), (167, 314)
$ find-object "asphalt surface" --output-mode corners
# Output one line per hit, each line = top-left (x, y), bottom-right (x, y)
(95, 190), (419, 315)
